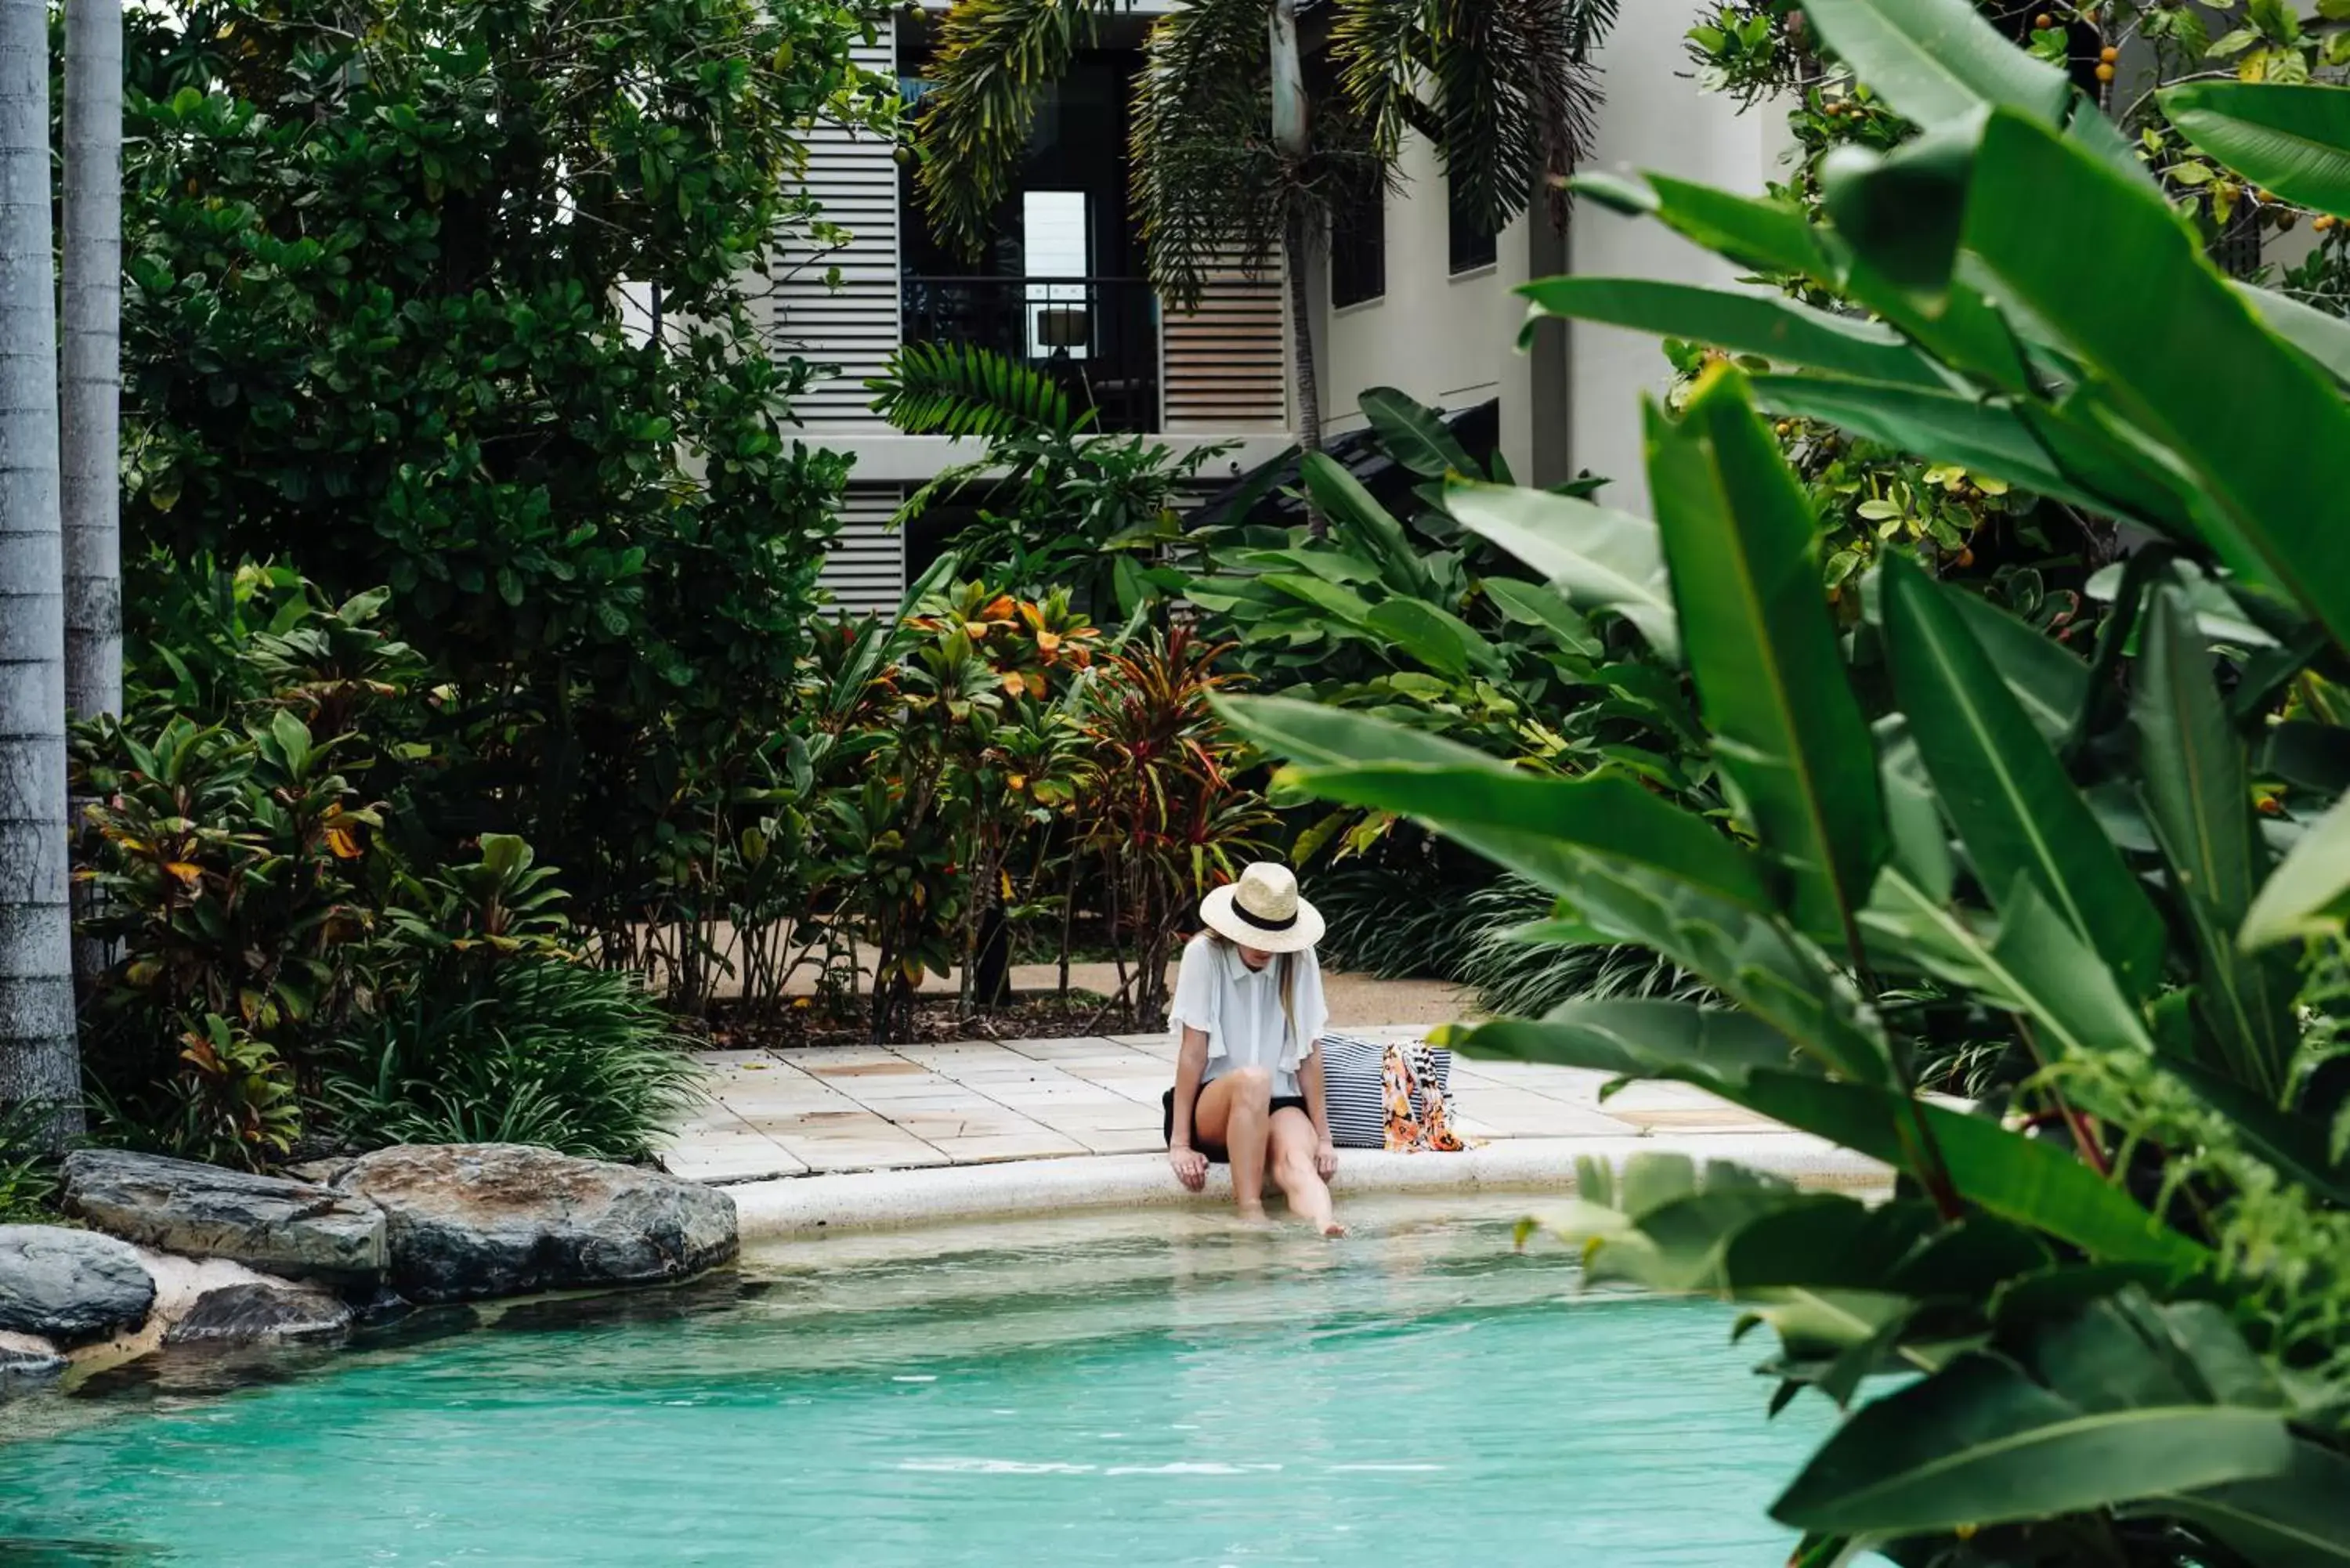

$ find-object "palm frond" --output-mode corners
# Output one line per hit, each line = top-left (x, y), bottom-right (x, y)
(869, 341), (1082, 441)
(1130, 0), (1288, 309)
(1330, 0), (1431, 160)
(913, 0), (1124, 262)
(1419, 0), (1619, 235)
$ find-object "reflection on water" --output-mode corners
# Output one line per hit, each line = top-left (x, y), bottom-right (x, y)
(0, 1196), (1836, 1567)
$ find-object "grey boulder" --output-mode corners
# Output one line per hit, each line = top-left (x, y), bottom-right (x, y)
(0, 1224), (156, 1344)
(164, 1278), (352, 1346)
(328, 1143), (736, 1303)
(0, 1328), (65, 1389)
(62, 1149), (387, 1286)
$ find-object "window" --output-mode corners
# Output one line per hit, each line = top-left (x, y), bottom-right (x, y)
(1447, 175), (1498, 275)
(1021, 190), (1091, 359)
(1329, 184), (1385, 309)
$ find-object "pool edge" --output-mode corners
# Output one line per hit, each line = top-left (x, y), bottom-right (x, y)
(725, 1133), (1891, 1238)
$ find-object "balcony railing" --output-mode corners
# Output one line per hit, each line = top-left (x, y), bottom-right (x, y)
(902, 275), (1162, 434)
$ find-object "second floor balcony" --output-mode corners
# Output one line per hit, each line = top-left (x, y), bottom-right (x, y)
(899, 270), (1287, 438)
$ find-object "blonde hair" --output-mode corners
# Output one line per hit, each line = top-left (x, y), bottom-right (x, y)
(1207, 931), (1299, 1046)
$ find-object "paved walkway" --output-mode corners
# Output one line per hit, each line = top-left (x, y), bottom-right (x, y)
(661, 1027), (1773, 1184)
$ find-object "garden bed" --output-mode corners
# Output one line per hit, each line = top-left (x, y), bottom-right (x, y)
(700, 992), (1138, 1052)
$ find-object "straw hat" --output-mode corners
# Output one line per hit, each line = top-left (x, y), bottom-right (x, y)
(1198, 862), (1325, 954)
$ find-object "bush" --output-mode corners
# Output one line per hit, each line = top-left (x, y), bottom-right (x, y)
(74, 564), (700, 1167)
(0, 1106), (61, 1222)
(1313, 863), (1705, 1016)
(122, 0), (891, 993)
(325, 959), (697, 1162)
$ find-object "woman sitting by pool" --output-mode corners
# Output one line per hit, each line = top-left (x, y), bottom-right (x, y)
(1162, 862), (1345, 1235)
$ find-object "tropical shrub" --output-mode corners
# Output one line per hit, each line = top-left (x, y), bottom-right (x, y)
(325, 960), (696, 1162)
(1667, 0), (2350, 598)
(122, 0), (892, 987)
(74, 565), (700, 1166)
(1226, 0), (2350, 1555)
(1073, 627), (1279, 1028)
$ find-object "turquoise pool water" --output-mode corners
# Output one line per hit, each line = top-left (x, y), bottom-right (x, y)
(0, 1199), (1840, 1566)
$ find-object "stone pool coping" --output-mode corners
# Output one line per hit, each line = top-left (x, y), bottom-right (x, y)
(728, 1132), (1889, 1237)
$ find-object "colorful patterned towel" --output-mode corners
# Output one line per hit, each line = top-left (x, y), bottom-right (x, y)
(1381, 1041), (1475, 1152)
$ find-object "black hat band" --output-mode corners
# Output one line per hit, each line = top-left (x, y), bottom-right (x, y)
(1233, 901), (1298, 933)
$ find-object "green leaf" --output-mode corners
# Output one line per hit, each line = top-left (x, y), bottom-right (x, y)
(1359, 387), (1477, 479)
(2161, 81), (2350, 221)
(1443, 479), (1682, 661)
(1523, 861), (1894, 1081)
(1571, 171), (1828, 277)
(1883, 553), (2168, 996)
(1302, 452), (1434, 601)
(1364, 596), (1502, 678)
(2162, 1439), (2350, 1568)
(1947, 590), (2091, 746)
(2135, 587), (2296, 1099)
(1260, 572), (1378, 628)
(1772, 1349), (2291, 1534)
(2236, 281), (2350, 388)
(1519, 276), (1950, 388)
(1736, 1073), (2208, 1270)
(1879, 109), (2350, 653)
(1647, 373), (1886, 950)
(1220, 695), (1773, 917)
(1289, 761), (1778, 917)
(1748, 374), (2153, 526)
(1796, 0), (2073, 128)
(1459, 1003), (1802, 1087)
(2240, 789), (2350, 949)
(1482, 577), (1603, 656)
(1876, 719), (1957, 904)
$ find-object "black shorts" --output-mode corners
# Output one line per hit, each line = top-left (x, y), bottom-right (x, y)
(1162, 1086), (1309, 1163)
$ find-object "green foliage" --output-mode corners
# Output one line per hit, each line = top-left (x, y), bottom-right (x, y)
(916, 0), (1615, 305)
(1226, 5), (2350, 1550)
(1074, 627), (1280, 1026)
(122, 0), (890, 983)
(73, 562), (702, 1166)
(325, 959), (698, 1162)
(0, 1105), (63, 1222)
(870, 344), (1224, 623)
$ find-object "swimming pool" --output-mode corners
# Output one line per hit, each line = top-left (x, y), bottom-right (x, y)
(0, 1198), (1843, 1566)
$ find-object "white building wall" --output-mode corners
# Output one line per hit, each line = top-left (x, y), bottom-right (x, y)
(1314, 135), (1535, 457)
(1566, 2), (1791, 512)
(1314, 0), (1787, 511)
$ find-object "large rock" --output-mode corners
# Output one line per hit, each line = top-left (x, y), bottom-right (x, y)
(0, 1328), (65, 1389)
(327, 1144), (737, 1303)
(164, 1278), (352, 1346)
(61, 1149), (386, 1287)
(0, 1225), (156, 1344)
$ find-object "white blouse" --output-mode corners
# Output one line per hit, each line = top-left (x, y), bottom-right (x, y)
(1167, 933), (1329, 1099)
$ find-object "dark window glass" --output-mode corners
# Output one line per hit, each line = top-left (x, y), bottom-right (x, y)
(1447, 175), (1497, 274)
(1329, 185), (1385, 308)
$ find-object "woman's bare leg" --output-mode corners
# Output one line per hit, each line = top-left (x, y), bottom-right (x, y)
(1192, 1066), (1274, 1219)
(1269, 1107), (1343, 1235)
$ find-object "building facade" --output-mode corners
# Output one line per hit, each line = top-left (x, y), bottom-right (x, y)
(772, 0), (1787, 611)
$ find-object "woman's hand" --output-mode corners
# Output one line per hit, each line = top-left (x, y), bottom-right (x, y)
(1314, 1140), (1338, 1180)
(1169, 1143), (1209, 1191)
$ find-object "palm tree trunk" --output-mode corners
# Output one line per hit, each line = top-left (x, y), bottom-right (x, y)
(1283, 203), (1324, 461)
(63, 0), (123, 1013)
(0, 0), (82, 1143)
(62, 0), (121, 722)
(1267, 0), (1325, 531)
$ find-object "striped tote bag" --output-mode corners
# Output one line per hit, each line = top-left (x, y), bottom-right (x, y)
(1319, 1034), (1455, 1150)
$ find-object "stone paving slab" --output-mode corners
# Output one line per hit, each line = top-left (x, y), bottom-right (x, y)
(660, 1031), (1778, 1183)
